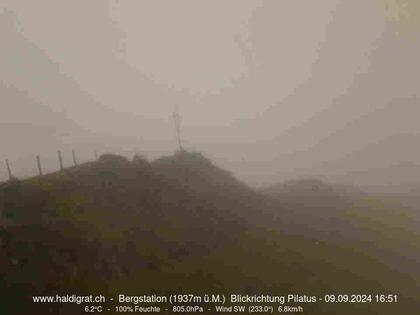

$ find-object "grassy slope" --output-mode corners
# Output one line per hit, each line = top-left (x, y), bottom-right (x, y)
(1, 152), (419, 314)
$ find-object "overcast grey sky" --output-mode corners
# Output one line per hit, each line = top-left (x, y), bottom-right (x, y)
(1, 0), (419, 187)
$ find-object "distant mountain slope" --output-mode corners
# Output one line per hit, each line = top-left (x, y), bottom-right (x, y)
(1, 152), (419, 314)
(234, 98), (420, 187)
(262, 178), (420, 290)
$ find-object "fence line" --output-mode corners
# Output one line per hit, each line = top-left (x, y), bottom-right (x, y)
(36, 155), (42, 176)
(5, 159), (12, 181)
(72, 149), (77, 166)
(58, 150), (64, 171)
(2, 149), (99, 182)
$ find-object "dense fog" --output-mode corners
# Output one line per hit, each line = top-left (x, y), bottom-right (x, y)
(1, 1), (419, 190)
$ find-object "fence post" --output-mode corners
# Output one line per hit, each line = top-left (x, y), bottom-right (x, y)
(5, 159), (12, 180)
(36, 155), (43, 176)
(57, 150), (64, 170)
(72, 149), (77, 166)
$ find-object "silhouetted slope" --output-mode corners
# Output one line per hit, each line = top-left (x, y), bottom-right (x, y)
(151, 151), (269, 222)
(1, 152), (419, 314)
(0, 152), (264, 313)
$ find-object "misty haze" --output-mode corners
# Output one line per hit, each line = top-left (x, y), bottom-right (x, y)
(1, 1), (419, 314)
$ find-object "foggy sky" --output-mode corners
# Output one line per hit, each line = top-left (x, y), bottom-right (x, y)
(1, 0), (419, 189)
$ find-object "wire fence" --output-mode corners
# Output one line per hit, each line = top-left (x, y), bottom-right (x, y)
(2, 149), (99, 182)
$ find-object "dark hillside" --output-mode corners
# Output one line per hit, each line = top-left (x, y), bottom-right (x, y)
(1, 152), (419, 314)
